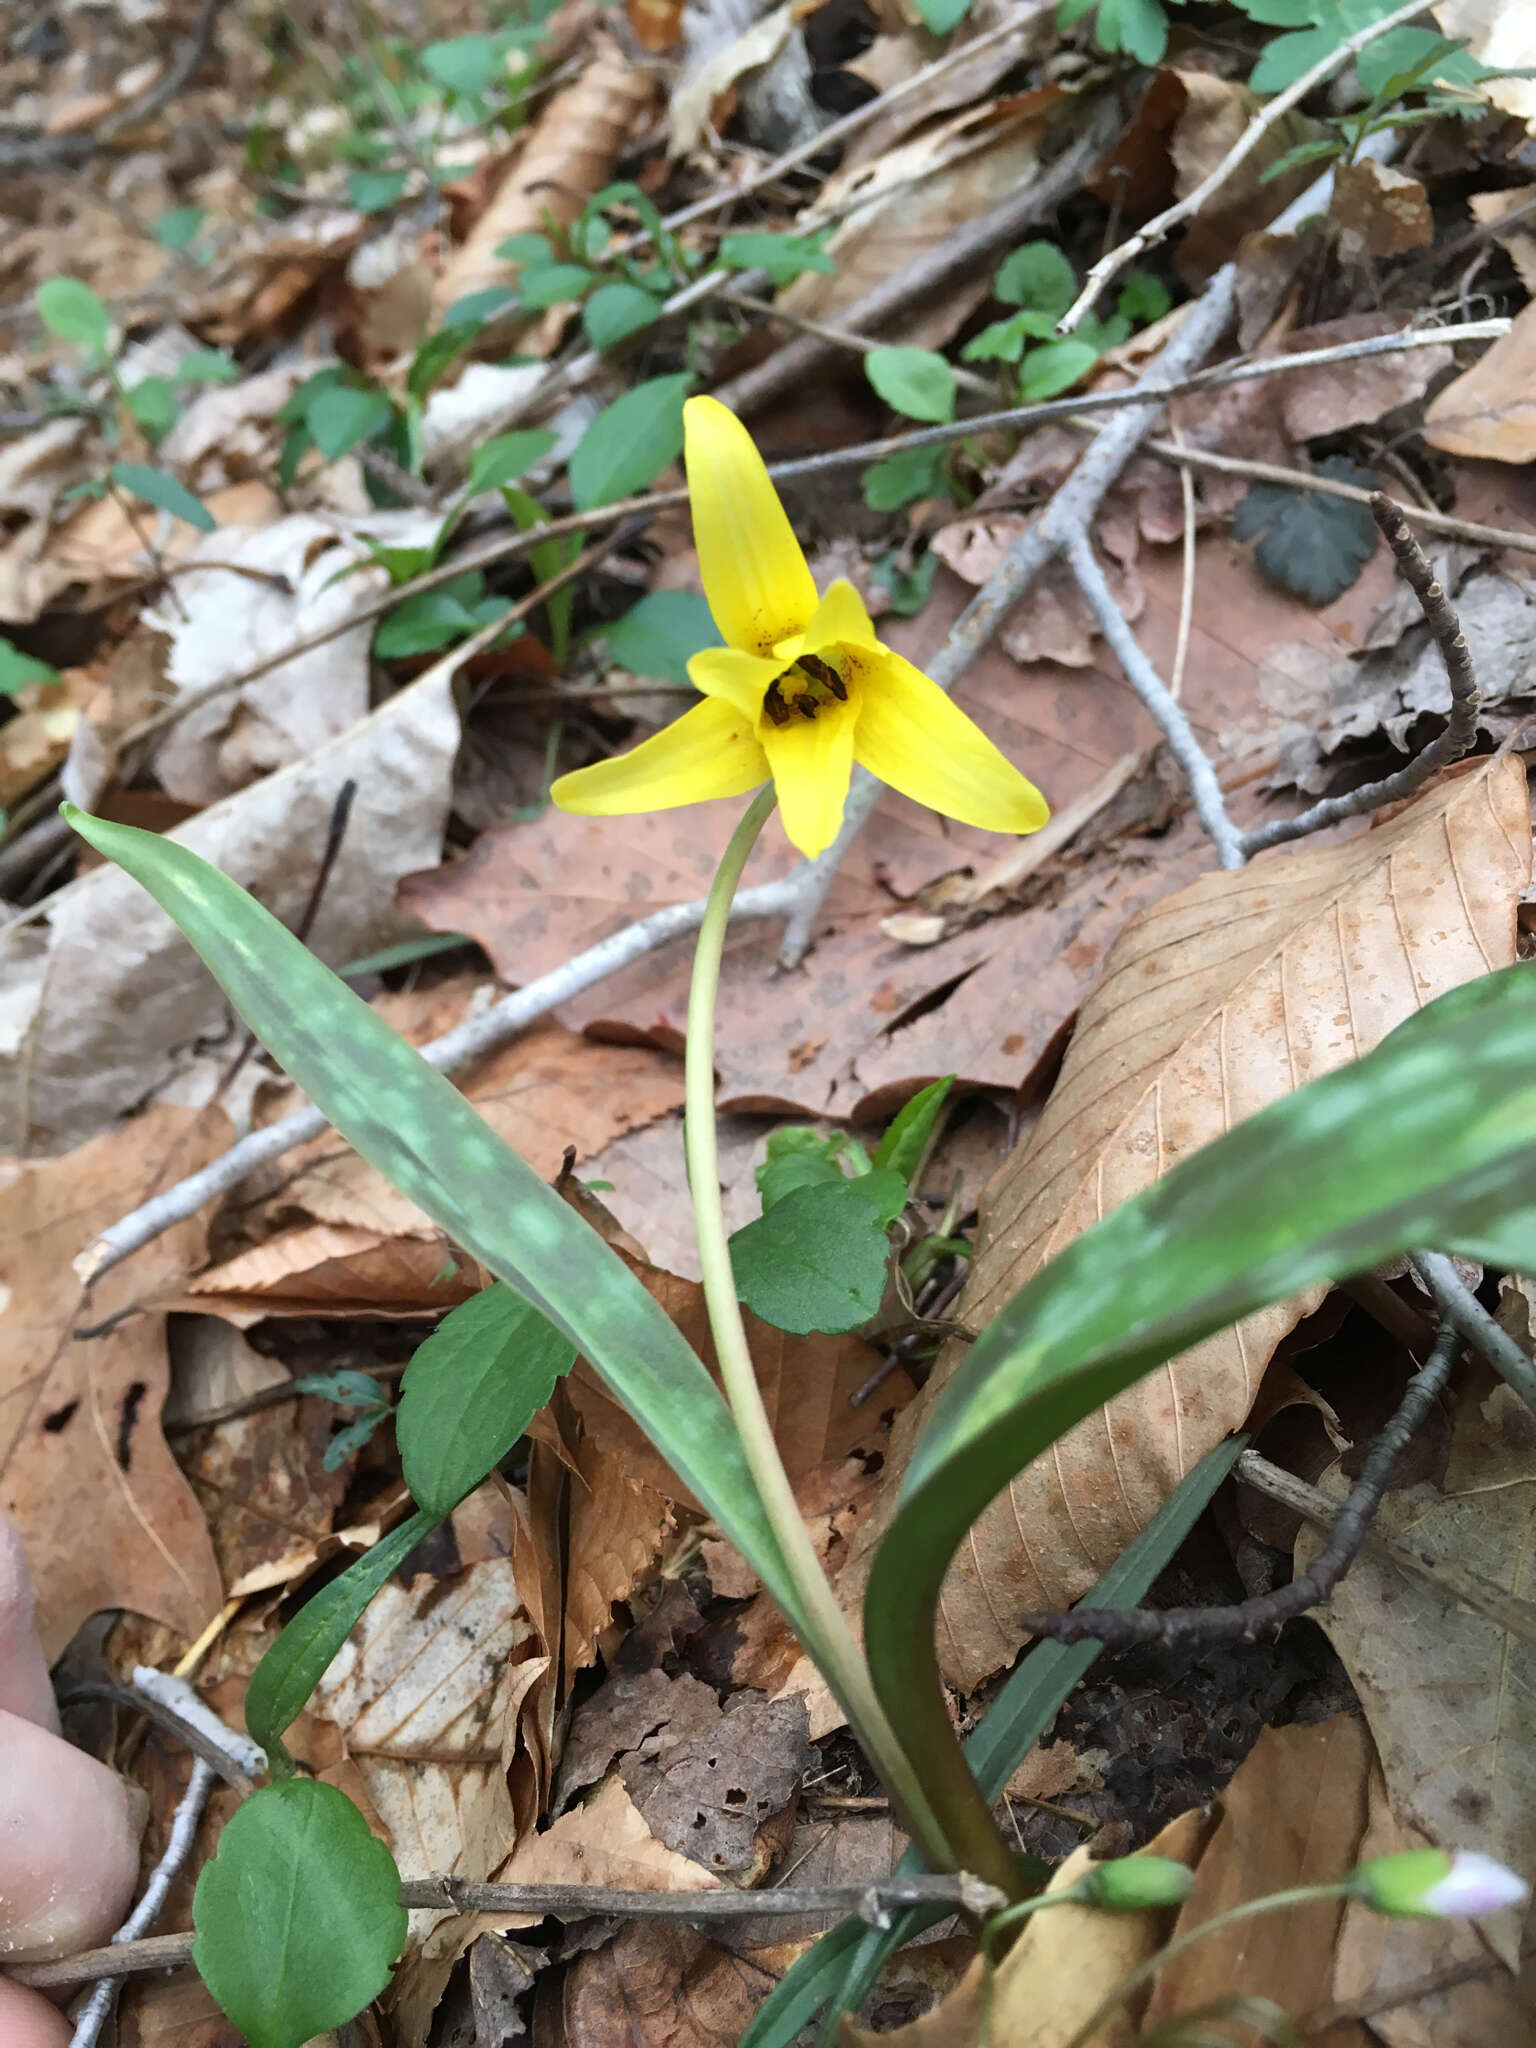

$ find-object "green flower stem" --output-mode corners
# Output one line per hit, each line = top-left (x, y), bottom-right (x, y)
(683, 784), (954, 1874)
(1062, 1882), (1351, 2048)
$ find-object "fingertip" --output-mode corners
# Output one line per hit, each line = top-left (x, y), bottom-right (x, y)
(0, 1973), (73, 2048)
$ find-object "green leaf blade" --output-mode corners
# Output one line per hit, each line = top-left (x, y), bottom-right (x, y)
(865, 346), (957, 425)
(398, 1283), (575, 1515)
(109, 462), (216, 532)
(569, 372), (693, 510)
(730, 1173), (904, 1334)
(62, 810), (806, 1651)
(192, 1779), (406, 2048)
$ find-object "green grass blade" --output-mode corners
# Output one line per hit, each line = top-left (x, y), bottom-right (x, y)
(64, 810), (808, 1643)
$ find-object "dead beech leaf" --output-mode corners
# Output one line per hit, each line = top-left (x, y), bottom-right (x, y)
(1331, 158), (1434, 261)
(559, 1917), (770, 2048)
(431, 39), (655, 327)
(1142, 1716), (1374, 2037)
(846, 755), (1530, 1693)
(1431, 0), (1536, 127)
(311, 1549), (548, 2046)
(844, 1809), (1212, 2048)
(1330, 1759), (1528, 2048)
(498, 1772), (723, 1907)
(1470, 188), (1536, 293)
(1296, 1380), (1536, 1969)
(0, 1103), (226, 1659)
(1424, 301), (1536, 463)
(669, 1), (794, 157)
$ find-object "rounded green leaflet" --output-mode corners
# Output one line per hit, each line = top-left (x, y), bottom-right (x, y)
(192, 1780), (406, 2048)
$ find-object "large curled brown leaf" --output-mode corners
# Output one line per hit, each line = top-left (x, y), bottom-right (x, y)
(845, 755), (1531, 1693)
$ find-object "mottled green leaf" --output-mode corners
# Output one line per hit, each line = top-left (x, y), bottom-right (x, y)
(62, 812), (809, 1659)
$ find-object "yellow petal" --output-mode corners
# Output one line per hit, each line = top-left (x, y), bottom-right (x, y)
(551, 697), (768, 818)
(761, 696), (858, 858)
(688, 644), (783, 720)
(803, 577), (879, 653)
(684, 396), (818, 657)
(852, 645), (1049, 837)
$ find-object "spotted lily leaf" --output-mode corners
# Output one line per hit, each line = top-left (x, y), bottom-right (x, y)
(864, 962), (1536, 1865)
(62, 809), (811, 1651)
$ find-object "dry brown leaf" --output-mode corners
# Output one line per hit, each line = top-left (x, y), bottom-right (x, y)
(311, 1546), (548, 2046)
(1424, 301), (1536, 462)
(1142, 1716), (1374, 2039)
(844, 1809), (1212, 2048)
(498, 1772), (723, 1905)
(1431, 0), (1536, 126)
(775, 94), (1055, 352)
(1331, 158), (1434, 260)
(559, 1917), (772, 2048)
(0, 1103), (226, 1659)
(430, 40), (655, 327)
(1329, 1759), (1533, 2048)
(669, 2), (795, 157)
(1296, 1378), (1536, 1969)
(845, 755), (1531, 1693)
(1469, 188), (1536, 293)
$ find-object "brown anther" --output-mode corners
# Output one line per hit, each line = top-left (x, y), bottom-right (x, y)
(793, 693), (818, 719)
(762, 680), (792, 726)
(798, 653), (848, 700)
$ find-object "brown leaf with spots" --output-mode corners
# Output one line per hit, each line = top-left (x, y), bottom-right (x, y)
(0, 1102), (226, 1659)
(559, 1918), (772, 2048)
(845, 755), (1531, 1693)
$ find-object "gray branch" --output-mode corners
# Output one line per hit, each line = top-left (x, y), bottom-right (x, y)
(1413, 1253), (1536, 1416)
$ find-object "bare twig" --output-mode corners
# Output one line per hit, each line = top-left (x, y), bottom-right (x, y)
(1237, 495), (1481, 858)
(75, 870), (805, 1285)
(1303, 1958), (1507, 2032)
(775, 259), (1245, 966)
(1058, 0), (1435, 332)
(19, 1873), (1007, 1993)
(66, 1759), (217, 2048)
(712, 114), (1118, 418)
(1413, 1253), (1536, 1415)
(1065, 528), (1243, 863)
(1012, 1325), (1458, 1649)
(1237, 1447), (1536, 1642)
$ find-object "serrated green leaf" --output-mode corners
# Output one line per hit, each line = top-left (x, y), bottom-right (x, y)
(865, 960), (1536, 1893)
(348, 168), (409, 213)
(193, 1779), (406, 2048)
(495, 231), (556, 265)
(994, 240), (1077, 314)
(569, 372), (692, 511)
(154, 205), (206, 251)
(582, 280), (664, 351)
(125, 376), (179, 437)
(718, 231), (836, 286)
(1249, 24), (1337, 92)
(740, 1438), (1245, 2048)
(756, 1127), (859, 1210)
(423, 32), (498, 96)
(1018, 338), (1101, 401)
(306, 384), (393, 461)
(109, 462), (216, 532)
(875, 1077), (955, 1184)
(730, 1173), (905, 1334)
(516, 261), (597, 308)
(61, 811), (810, 1672)
(0, 637), (59, 694)
(35, 275), (111, 354)
(599, 590), (721, 682)
(865, 346), (956, 425)
(398, 1283), (574, 1515)
(861, 444), (952, 513)
(1231, 455), (1378, 605)
(467, 429), (557, 495)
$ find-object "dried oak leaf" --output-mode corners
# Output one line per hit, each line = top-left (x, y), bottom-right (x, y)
(843, 755), (1531, 1693)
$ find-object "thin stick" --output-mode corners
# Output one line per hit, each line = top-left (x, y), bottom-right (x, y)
(1238, 495), (1481, 858)
(1414, 1253), (1536, 1414)
(1012, 1325), (1458, 1649)
(18, 1873), (1009, 1992)
(1169, 426), (1197, 704)
(1058, 0), (1436, 332)
(66, 1759), (217, 2048)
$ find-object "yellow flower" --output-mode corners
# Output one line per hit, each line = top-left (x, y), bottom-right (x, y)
(551, 396), (1050, 858)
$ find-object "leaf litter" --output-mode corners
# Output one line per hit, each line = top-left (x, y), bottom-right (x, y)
(3, 0), (1536, 2040)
